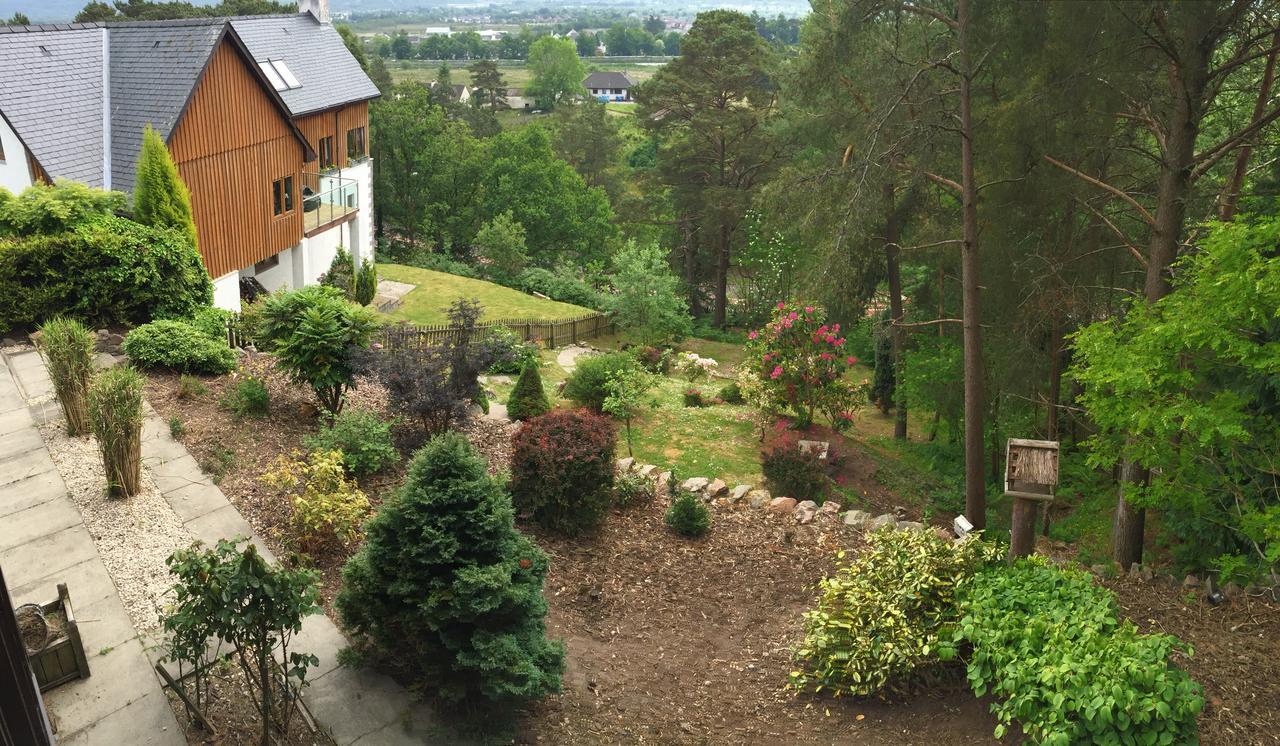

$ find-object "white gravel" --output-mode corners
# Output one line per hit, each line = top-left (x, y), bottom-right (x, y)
(39, 421), (193, 631)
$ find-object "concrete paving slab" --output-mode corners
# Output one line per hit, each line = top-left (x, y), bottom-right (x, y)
(0, 469), (66, 518)
(0, 445), (57, 486)
(0, 496), (83, 551)
(290, 614), (351, 680)
(147, 453), (211, 494)
(183, 505), (275, 562)
(0, 403), (35, 435)
(162, 480), (228, 522)
(29, 400), (64, 425)
(0, 523), (100, 589)
(72, 590), (144, 653)
(58, 689), (183, 746)
(11, 557), (118, 609)
(140, 433), (190, 467)
(42, 637), (163, 737)
(305, 665), (422, 745)
(0, 425), (44, 457)
(141, 415), (169, 443)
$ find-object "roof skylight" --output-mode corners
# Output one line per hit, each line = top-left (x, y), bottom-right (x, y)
(258, 59), (301, 92)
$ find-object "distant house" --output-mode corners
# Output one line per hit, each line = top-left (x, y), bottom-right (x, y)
(0, 0), (380, 310)
(423, 26), (451, 36)
(429, 80), (470, 103)
(478, 29), (505, 42)
(583, 71), (635, 102)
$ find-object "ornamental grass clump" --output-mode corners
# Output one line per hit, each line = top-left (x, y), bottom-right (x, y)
(38, 316), (95, 436)
(87, 366), (145, 497)
(789, 528), (1002, 697)
(337, 433), (564, 703)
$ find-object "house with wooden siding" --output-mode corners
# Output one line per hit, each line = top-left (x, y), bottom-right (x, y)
(0, 0), (379, 310)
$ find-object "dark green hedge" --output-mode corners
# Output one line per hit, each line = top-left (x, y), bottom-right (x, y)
(0, 215), (212, 331)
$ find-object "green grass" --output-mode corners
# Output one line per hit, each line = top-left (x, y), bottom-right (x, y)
(377, 264), (592, 325)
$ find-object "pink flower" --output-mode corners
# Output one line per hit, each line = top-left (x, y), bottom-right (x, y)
(832, 323), (841, 333)
(748, 330), (758, 340)
(762, 353), (772, 362)
(770, 365), (783, 380)
(825, 335), (836, 344)
(836, 338), (846, 347)
(788, 311), (799, 321)
(820, 352), (833, 361)
(846, 356), (857, 365)
(777, 301), (786, 310)
(817, 325), (829, 334)
(805, 306), (814, 314)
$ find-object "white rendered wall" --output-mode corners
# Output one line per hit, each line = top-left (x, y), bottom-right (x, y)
(347, 159), (374, 267)
(303, 227), (343, 285)
(0, 118), (32, 195)
(212, 271), (241, 311)
(247, 247), (296, 293)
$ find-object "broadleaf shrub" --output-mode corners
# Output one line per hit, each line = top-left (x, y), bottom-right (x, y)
(682, 388), (705, 407)
(357, 344), (464, 435)
(510, 409), (616, 535)
(506, 360), (550, 421)
(483, 326), (540, 375)
(304, 408), (398, 477)
(220, 374), (270, 418)
(336, 433), (564, 702)
(562, 351), (640, 412)
(665, 492), (710, 537)
(0, 214), (212, 330)
(718, 381), (744, 405)
(517, 266), (606, 310)
(262, 449), (371, 548)
(319, 247), (356, 298)
(123, 320), (236, 375)
(612, 471), (655, 509)
(789, 529), (1002, 697)
(0, 180), (125, 236)
(745, 302), (863, 429)
(952, 558), (1203, 744)
(762, 434), (831, 503)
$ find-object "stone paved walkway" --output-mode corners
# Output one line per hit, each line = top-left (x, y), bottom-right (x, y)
(1, 347), (436, 744)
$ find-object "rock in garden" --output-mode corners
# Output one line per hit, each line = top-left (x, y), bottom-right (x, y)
(1140, 566), (1154, 581)
(818, 500), (841, 515)
(0, 337), (16, 347)
(796, 500), (818, 511)
(747, 490), (771, 509)
(655, 471), (673, 496)
(705, 479), (727, 497)
(1129, 562), (1141, 576)
(1224, 581), (1243, 598)
(638, 464), (657, 477)
(869, 513), (897, 531)
(730, 484), (752, 503)
(616, 457), (635, 472)
(681, 477), (710, 493)
(893, 505), (909, 520)
(932, 526), (954, 541)
(767, 497), (797, 514)
(898, 521), (924, 532)
(797, 440), (830, 460)
(843, 510), (871, 526)
(1183, 574), (1201, 589)
(795, 505), (817, 525)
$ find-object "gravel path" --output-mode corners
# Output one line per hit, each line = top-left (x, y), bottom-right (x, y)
(555, 345), (595, 372)
(39, 420), (192, 631)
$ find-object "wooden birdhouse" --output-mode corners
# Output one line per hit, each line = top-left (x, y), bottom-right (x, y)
(1004, 438), (1060, 501)
(1005, 438), (1060, 560)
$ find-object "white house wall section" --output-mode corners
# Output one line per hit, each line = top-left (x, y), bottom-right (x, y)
(212, 270), (241, 311)
(0, 116), (32, 195)
(346, 158), (373, 267)
(304, 223), (343, 284)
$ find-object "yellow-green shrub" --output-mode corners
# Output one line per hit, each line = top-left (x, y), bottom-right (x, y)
(790, 528), (1002, 696)
(263, 450), (370, 548)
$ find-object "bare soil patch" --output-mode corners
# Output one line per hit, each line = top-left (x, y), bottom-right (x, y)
(163, 659), (335, 745)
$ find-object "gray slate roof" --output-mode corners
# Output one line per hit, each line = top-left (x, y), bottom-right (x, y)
(583, 71), (635, 90)
(0, 13), (377, 193)
(231, 15), (380, 117)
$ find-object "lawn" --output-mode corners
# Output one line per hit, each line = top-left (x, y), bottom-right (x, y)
(377, 263), (592, 325)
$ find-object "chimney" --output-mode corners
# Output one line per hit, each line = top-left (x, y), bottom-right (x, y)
(299, 0), (329, 24)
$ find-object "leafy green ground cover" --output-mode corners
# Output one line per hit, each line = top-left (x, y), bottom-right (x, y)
(377, 264), (591, 325)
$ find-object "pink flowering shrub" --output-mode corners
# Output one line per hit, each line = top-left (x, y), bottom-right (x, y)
(745, 302), (865, 429)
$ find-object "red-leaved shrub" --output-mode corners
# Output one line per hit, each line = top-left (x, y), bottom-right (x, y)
(510, 409), (617, 534)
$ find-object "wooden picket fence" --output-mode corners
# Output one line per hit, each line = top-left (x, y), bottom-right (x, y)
(224, 311), (614, 351)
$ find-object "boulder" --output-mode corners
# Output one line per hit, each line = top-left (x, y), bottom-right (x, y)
(842, 510), (871, 526)
(705, 479), (728, 497)
(932, 527), (954, 541)
(616, 457), (635, 472)
(1182, 574), (1201, 589)
(730, 484), (753, 503)
(797, 439), (830, 460)
(817, 500), (841, 515)
(898, 521), (925, 532)
(681, 477), (710, 493)
(767, 497), (798, 514)
(796, 500), (818, 511)
(638, 464), (658, 478)
(655, 471), (673, 496)
(869, 513), (897, 531)
(747, 490), (771, 509)
(795, 505), (818, 525)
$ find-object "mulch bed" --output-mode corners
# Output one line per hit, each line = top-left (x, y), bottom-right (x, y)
(163, 659), (334, 745)
(143, 355), (1280, 745)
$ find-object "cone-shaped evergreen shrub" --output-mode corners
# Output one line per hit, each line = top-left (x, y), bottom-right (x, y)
(134, 126), (198, 250)
(506, 360), (550, 421)
(509, 409), (615, 534)
(39, 317), (95, 436)
(665, 491), (710, 537)
(336, 433), (564, 703)
(354, 260), (377, 306)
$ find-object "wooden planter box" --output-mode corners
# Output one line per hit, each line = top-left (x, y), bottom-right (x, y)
(25, 584), (91, 692)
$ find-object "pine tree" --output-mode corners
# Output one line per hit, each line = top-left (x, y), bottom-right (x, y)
(506, 359), (550, 421)
(134, 125), (198, 250)
(336, 433), (564, 703)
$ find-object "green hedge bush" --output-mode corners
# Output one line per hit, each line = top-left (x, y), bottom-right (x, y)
(304, 408), (399, 478)
(562, 351), (640, 412)
(0, 214), (212, 330)
(123, 320), (236, 375)
(950, 558), (1203, 744)
(790, 529), (1002, 697)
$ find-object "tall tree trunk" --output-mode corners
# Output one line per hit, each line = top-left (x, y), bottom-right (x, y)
(1218, 29), (1279, 222)
(958, 0), (986, 530)
(884, 182), (908, 440)
(1046, 313), (1063, 439)
(681, 217), (700, 316)
(713, 222), (730, 327)
(1115, 10), (1214, 569)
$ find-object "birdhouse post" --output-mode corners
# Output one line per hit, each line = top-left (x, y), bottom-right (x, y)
(1005, 438), (1059, 560)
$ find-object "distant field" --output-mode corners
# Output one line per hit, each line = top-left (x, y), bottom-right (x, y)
(387, 60), (663, 89)
(377, 264), (592, 326)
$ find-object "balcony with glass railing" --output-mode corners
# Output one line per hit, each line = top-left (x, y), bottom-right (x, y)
(301, 172), (359, 234)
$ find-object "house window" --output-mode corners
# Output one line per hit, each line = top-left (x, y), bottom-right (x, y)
(318, 136), (334, 170)
(254, 254), (280, 273)
(346, 126), (366, 161)
(272, 176), (294, 216)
